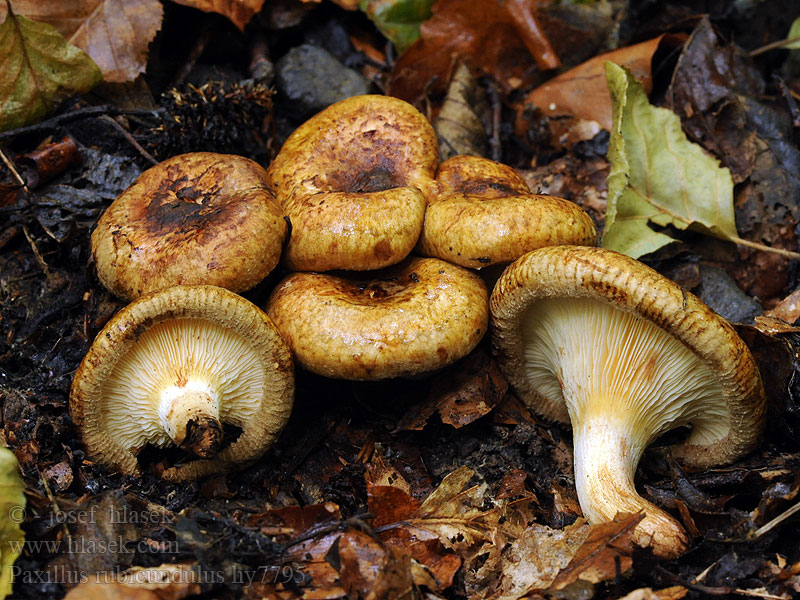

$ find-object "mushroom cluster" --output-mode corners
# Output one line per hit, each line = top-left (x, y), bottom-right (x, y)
(491, 246), (766, 557)
(263, 95), (597, 381)
(75, 95), (601, 481)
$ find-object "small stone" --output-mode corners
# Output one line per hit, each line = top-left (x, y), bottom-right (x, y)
(696, 265), (762, 323)
(44, 461), (74, 492)
(275, 44), (371, 119)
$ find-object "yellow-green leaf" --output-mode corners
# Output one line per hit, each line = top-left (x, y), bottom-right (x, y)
(360, 0), (435, 54)
(601, 61), (738, 258)
(0, 447), (25, 599)
(0, 7), (102, 132)
(785, 17), (800, 50)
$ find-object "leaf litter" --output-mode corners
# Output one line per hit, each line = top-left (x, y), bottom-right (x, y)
(1, 1), (800, 600)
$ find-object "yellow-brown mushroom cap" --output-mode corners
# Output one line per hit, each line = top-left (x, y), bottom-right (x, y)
(490, 246), (765, 557)
(267, 95), (439, 272)
(418, 155), (597, 268)
(92, 152), (287, 300)
(266, 257), (488, 380)
(70, 285), (294, 481)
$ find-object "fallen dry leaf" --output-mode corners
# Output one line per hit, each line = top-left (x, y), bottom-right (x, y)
(62, 563), (202, 600)
(616, 586), (689, 600)
(0, 8), (101, 131)
(489, 513), (641, 600)
(0, 0), (163, 82)
(170, 0), (265, 31)
(518, 35), (685, 133)
(435, 62), (488, 160)
(388, 0), (556, 102)
(397, 349), (508, 430)
(337, 530), (416, 600)
(549, 513), (641, 590)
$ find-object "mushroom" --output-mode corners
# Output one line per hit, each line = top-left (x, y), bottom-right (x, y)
(266, 94), (439, 272)
(70, 285), (294, 481)
(490, 246), (765, 557)
(266, 257), (488, 380)
(417, 155), (597, 268)
(92, 152), (287, 300)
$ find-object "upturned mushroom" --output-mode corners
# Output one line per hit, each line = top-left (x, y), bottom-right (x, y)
(92, 152), (287, 300)
(417, 155), (597, 268)
(490, 246), (765, 557)
(266, 94), (439, 272)
(266, 257), (488, 380)
(70, 285), (294, 480)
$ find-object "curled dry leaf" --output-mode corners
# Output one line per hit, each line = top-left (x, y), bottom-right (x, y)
(0, 8), (101, 131)
(490, 513), (642, 600)
(517, 34), (685, 133)
(388, 0), (557, 102)
(0, 0), (163, 83)
(62, 563), (202, 600)
(397, 349), (508, 431)
(170, 0), (265, 31)
(435, 62), (488, 160)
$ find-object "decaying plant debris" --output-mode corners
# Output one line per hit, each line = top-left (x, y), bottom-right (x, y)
(2, 1), (800, 599)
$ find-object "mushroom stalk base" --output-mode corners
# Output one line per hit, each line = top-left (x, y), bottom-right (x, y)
(572, 417), (689, 558)
(159, 384), (223, 458)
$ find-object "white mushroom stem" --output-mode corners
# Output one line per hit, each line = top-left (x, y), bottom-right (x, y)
(572, 416), (689, 558)
(158, 381), (222, 457)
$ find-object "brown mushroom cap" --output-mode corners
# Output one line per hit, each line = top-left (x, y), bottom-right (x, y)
(491, 246), (765, 557)
(267, 95), (438, 272)
(417, 155), (597, 268)
(92, 152), (287, 300)
(70, 285), (294, 481)
(266, 257), (488, 380)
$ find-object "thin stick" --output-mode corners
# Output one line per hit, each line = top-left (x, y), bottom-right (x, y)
(727, 235), (800, 260)
(98, 115), (158, 166)
(749, 36), (800, 57)
(22, 223), (53, 282)
(751, 500), (800, 539)
(0, 106), (163, 142)
(0, 147), (27, 190)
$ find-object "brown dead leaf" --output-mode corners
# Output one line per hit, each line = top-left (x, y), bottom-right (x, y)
(0, 0), (163, 82)
(369, 485), (421, 528)
(388, 0), (556, 103)
(490, 513), (641, 600)
(63, 563), (202, 600)
(398, 349), (508, 430)
(170, 0), (264, 31)
(365, 454), (411, 494)
(435, 62), (488, 160)
(766, 289), (800, 325)
(517, 34), (685, 133)
(338, 530), (416, 600)
(492, 520), (592, 599)
(616, 586), (689, 600)
(246, 502), (342, 536)
(549, 513), (641, 590)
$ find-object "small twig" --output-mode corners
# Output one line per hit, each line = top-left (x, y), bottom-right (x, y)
(0, 147), (28, 190)
(487, 80), (502, 163)
(98, 115), (158, 166)
(0, 106), (162, 142)
(726, 235), (800, 260)
(751, 500), (800, 540)
(170, 17), (212, 88)
(749, 35), (800, 57)
(21, 223), (54, 282)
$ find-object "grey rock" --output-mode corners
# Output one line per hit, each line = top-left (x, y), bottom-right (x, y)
(695, 265), (762, 323)
(275, 44), (371, 119)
